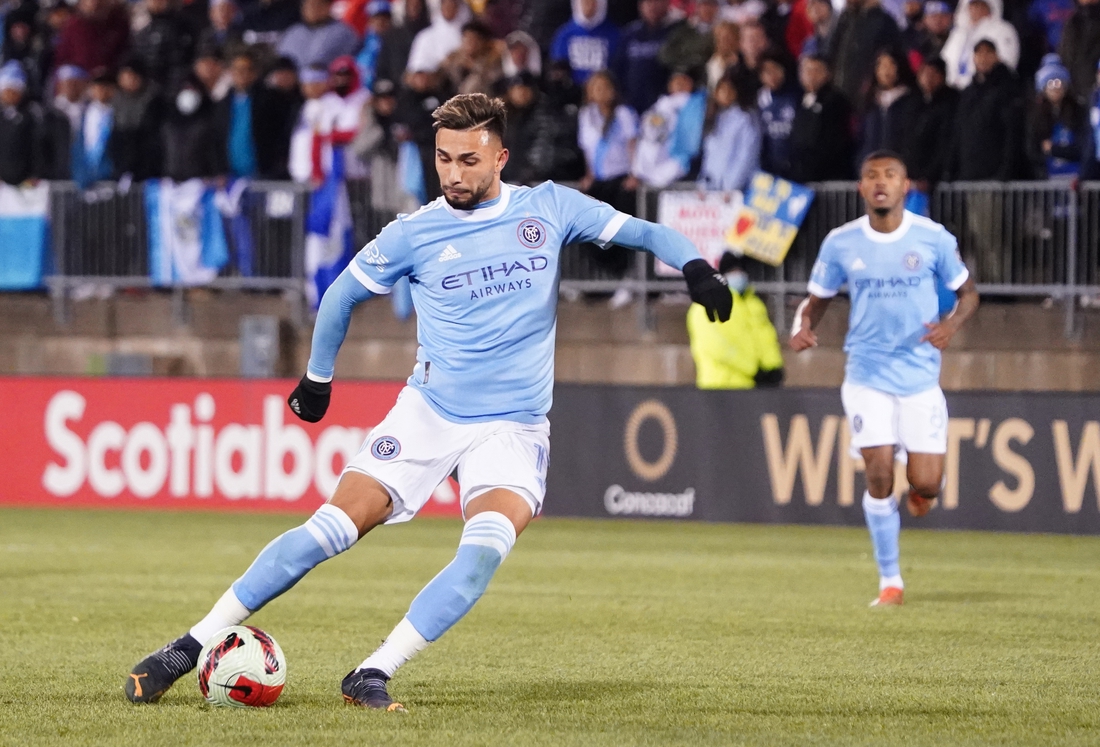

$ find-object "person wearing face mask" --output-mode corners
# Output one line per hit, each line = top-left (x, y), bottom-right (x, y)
(686, 252), (785, 389)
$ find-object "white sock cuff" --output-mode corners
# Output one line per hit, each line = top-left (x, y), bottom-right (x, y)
(459, 511), (517, 561)
(358, 617), (431, 678)
(862, 492), (898, 516)
(306, 504), (359, 558)
(880, 574), (904, 591)
(189, 587), (251, 644)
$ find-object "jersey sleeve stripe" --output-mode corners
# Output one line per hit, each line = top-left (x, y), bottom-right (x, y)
(946, 267), (969, 291)
(595, 211), (631, 247)
(349, 260), (393, 295)
(807, 280), (839, 298)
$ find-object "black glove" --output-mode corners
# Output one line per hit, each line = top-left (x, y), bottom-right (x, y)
(287, 375), (331, 423)
(683, 258), (732, 322)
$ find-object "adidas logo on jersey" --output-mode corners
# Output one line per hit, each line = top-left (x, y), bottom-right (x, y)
(438, 245), (462, 262)
(850, 258), (867, 271)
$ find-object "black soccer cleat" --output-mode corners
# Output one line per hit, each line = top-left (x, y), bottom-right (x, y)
(341, 668), (406, 712)
(125, 633), (203, 703)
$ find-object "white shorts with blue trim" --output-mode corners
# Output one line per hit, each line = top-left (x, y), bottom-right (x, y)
(343, 387), (550, 524)
(840, 381), (948, 462)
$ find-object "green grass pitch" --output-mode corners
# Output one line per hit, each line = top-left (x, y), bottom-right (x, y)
(1, 507), (1098, 746)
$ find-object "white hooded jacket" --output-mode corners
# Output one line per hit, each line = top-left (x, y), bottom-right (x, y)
(405, 0), (473, 73)
(941, 0), (1019, 88)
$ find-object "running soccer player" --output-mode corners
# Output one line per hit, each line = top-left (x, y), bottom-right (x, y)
(125, 93), (733, 709)
(789, 150), (979, 607)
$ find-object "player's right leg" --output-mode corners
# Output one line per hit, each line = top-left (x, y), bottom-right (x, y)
(124, 473), (394, 703)
(842, 382), (905, 606)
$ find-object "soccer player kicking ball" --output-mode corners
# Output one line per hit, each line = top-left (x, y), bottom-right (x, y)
(125, 94), (733, 709)
(790, 150), (979, 607)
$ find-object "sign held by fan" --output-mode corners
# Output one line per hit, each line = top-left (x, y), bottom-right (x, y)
(725, 173), (815, 266)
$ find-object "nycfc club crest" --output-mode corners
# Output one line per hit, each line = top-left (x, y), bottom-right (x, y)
(517, 218), (546, 249)
(903, 252), (922, 271)
(852, 415), (863, 433)
(371, 436), (401, 461)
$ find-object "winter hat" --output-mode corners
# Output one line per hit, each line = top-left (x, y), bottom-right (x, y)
(366, 0), (391, 15)
(1035, 53), (1070, 91)
(56, 64), (89, 82)
(923, 0), (950, 14)
(0, 61), (27, 91)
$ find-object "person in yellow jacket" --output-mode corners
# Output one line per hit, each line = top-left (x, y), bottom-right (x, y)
(687, 252), (785, 389)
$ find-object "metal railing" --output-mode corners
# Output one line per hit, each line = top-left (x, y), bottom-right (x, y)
(39, 178), (1100, 336)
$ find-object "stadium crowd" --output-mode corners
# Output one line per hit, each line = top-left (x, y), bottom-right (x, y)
(1, 0), (1100, 195)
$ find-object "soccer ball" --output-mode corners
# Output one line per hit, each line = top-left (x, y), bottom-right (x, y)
(196, 625), (286, 707)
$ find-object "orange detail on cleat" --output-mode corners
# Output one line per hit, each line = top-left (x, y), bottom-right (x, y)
(870, 586), (904, 607)
(907, 488), (937, 517)
(129, 673), (147, 698)
(386, 702), (406, 712)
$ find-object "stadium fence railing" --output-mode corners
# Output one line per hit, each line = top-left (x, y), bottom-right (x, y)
(39, 179), (1100, 336)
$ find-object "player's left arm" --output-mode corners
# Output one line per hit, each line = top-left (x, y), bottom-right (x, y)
(553, 183), (731, 322)
(921, 233), (980, 350)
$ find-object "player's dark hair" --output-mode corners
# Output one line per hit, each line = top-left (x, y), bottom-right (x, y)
(432, 93), (507, 141)
(861, 149), (907, 174)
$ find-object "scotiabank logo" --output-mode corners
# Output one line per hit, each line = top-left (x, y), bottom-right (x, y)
(42, 390), (368, 502)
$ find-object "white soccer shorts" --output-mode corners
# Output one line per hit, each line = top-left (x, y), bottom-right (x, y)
(840, 381), (948, 461)
(343, 387), (550, 524)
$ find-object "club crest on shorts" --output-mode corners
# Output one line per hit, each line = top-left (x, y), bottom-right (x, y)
(852, 415), (863, 433)
(371, 436), (401, 460)
(517, 218), (546, 249)
(903, 252), (922, 271)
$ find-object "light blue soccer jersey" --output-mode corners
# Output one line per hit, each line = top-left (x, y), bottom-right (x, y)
(808, 211), (969, 396)
(345, 181), (636, 424)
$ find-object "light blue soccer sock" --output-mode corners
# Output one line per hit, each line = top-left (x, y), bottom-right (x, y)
(359, 511), (517, 676)
(862, 491), (903, 589)
(188, 504), (360, 643)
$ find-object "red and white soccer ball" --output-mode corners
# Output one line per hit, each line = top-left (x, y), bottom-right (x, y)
(197, 626), (286, 707)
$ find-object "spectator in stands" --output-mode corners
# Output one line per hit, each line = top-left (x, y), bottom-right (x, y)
(1028, 0), (1075, 53)
(1058, 0), (1100, 100)
(406, 0), (471, 76)
(442, 20), (503, 95)
(132, 0), (198, 90)
(288, 64), (330, 184)
(911, 0), (953, 65)
(217, 51), (263, 178)
(500, 71), (585, 184)
(857, 49), (918, 163)
(52, 64), (87, 133)
(722, 0), (767, 25)
(277, 0), (360, 71)
(162, 74), (229, 181)
(612, 0), (684, 116)
(193, 43), (232, 101)
(502, 30), (542, 78)
(375, 0), (428, 83)
(112, 58), (165, 181)
(757, 51), (799, 177)
(321, 54), (370, 178)
(53, 0), (130, 76)
(829, 0), (901, 104)
(801, 0), (835, 57)
(687, 252), (784, 390)
(241, 0), (301, 51)
(71, 68), (116, 187)
(788, 53), (854, 181)
(550, 0), (619, 86)
(394, 61), (449, 199)
(627, 67), (706, 189)
(706, 20), (740, 90)
(354, 0), (391, 91)
(698, 72), (760, 191)
(942, 0), (1019, 88)
(1027, 53), (1086, 178)
(2, 0), (38, 95)
(352, 78), (419, 212)
(254, 56), (301, 179)
(0, 61), (45, 185)
(946, 39), (1026, 180)
(660, 0), (721, 73)
(28, 0), (76, 99)
(737, 19), (769, 91)
(902, 56), (957, 193)
(575, 69), (636, 280)
(1081, 62), (1100, 178)
(198, 0), (248, 65)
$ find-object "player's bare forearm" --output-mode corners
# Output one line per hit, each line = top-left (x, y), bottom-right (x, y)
(921, 276), (979, 350)
(789, 295), (831, 351)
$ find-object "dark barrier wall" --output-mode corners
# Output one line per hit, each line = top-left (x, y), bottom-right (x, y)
(544, 386), (1100, 534)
